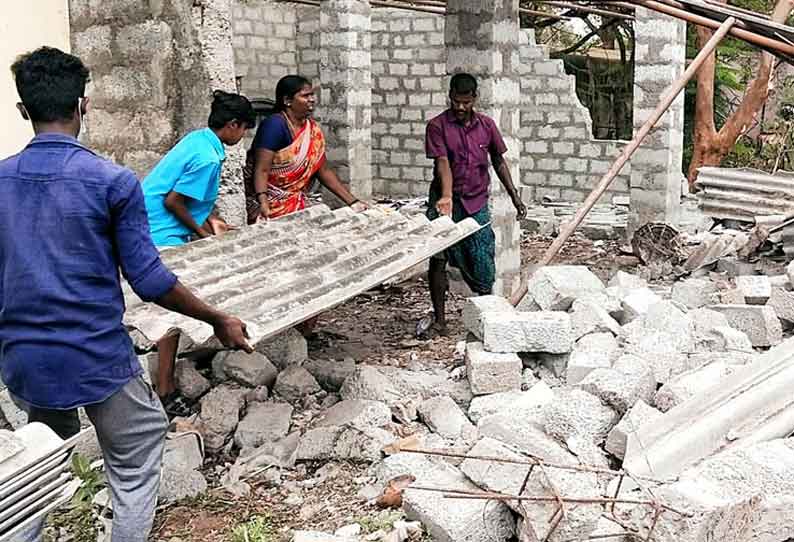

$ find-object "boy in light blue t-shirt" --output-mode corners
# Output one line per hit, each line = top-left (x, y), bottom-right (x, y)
(142, 90), (255, 409)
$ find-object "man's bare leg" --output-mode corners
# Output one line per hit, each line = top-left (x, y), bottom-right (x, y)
(428, 258), (449, 334)
(156, 334), (179, 399)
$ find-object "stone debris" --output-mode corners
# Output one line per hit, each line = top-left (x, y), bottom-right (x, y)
(217, 351), (278, 389)
(234, 401), (293, 451)
(708, 304), (783, 347)
(174, 359), (210, 400)
(417, 396), (475, 440)
(304, 358), (357, 392)
(704, 326), (754, 353)
(537, 352), (569, 378)
(0, 387), (26, 430)
(255, 327), (308, 371)
(292, 531), (356, 542)
(481, 311), (573, 354)
(608, 271), (647, 291)
(464, 341), (522, 395)
(274, 366), (322, 405)
(526, 265), (605, 311)
(735, 275), (772, 305)
(605, 400), (662, 460)
(620, 287), (662, 323)
(767, 287), (794, 326)
(569, 299), (622, 340)
(196, 384), (246, 453)
(671, 278), (719, 309)
(468, 381), (555, 423)
(566, 332), (621, 385)
(159, 432), (207, 502)
(541, 387), (619, 446)
(577, 354), (655, 414)
(461, 295), (515, 339)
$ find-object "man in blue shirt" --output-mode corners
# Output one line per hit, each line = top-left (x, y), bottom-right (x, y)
(142, 90), (255, 407)
(0, 47), (252, 542)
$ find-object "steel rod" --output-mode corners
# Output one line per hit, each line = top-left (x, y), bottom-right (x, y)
(509, 16), (737, 306)
(535, 0), (635, 19)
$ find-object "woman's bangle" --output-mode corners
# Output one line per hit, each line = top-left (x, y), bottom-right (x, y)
(348, 199), (360, 206)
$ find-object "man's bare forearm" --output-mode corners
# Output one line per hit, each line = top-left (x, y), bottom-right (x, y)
(155, 281), (224, 326)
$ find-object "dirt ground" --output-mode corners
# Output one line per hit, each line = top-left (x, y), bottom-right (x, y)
(150, 233), (637, 542)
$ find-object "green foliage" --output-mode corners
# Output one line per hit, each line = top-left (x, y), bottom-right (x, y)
(231, 514), (278, 542)
(356, 510), (404, 534)
(45, 454), (106, 542)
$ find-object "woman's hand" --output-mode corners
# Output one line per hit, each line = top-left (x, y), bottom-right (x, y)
(257, 198), (270, 222)
(206, 215), (236, 235)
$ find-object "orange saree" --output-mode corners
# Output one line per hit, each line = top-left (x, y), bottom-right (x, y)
(245, 116), (326, 223)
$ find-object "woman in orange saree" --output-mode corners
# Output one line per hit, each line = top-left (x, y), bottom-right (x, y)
(244, 75), (366, 224)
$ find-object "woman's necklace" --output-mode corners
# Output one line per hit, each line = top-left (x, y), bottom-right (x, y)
(282, 112), (306, 138)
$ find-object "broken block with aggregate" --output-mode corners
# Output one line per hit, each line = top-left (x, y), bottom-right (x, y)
(462, 295), (515, 339)
(481, 311), (573, 354)
(605, 400), (662, 460)
(525, 265), (605, 310)
(708, 304), (783, 347)
(465, 341), (522, 395)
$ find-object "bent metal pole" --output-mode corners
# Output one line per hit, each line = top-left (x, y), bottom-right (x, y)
(510, 16), (737, 306)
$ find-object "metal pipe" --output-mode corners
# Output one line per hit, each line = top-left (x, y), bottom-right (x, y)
(510, 16), (737, 306)
(532, 0), (635, 20)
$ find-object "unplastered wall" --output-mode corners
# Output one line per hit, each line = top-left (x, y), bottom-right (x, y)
(518, 30), (630, 203)
(232, 0), (298, 100)
(371, 9), (446, 197)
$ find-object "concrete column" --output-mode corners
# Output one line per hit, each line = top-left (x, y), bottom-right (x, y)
(319, 0), (373, 201)
(628, 7), (687, 236)
(444, 0), (523, 298)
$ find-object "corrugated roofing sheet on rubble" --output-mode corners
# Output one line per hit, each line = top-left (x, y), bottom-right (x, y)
(122, 204), (483, 349)
(695, 167), (794, 222)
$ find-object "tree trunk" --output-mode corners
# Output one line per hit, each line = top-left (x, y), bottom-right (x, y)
(687, 0), (794, 188)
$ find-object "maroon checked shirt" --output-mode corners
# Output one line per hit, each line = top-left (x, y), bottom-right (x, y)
(425, 109), (508, 214)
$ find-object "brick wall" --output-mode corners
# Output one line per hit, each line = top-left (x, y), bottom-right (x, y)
(518, 30), (630, 203)
(232, 0), (298, 100)
(370, 9), (446, 198)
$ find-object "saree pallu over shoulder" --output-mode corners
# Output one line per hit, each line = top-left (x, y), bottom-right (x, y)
(244, 117), (327, 223)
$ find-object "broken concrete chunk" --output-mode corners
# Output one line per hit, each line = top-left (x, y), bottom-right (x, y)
(273, 366), (321, 405)
(402, 458), (516, 542)
(461, 295), (515, 339)
(515, 293), (541, 312)
(481, 311), (573, 354)
(569, 299), (622, 340)
(788, 260), (794, 287)
(234, 402), (293, 451)
(542, 387), (619, 445)
(219, 351), (278, 389)
(197, 384), (246, 453)
(608, 271), (647, 290)
(0, 388), (27, 430)
(318, 399), (391, 430)
(537, 352), (569, 378)
(706, 326), (754, 353)
(526, 265), (605, 310)
(577, 355), (655, 415)
(418, 396), (475, 440)
(720, 288), (746, 304)
(174, 360), (210, 400)
(460, 437), (531, 500)
(689, 307), (731, 336)
(654, 358), (747, 412)
(671, 278), (719, 309)
(620, 288), (662, 323)
(465, 341), (522, 395)
(566, 332), (620, 385)
(255, 328), (307, 371)
(159, 466), (207, 503)
(468, 381), (555, 423)
(605, 400), (662, 460)
(303, 358), (356, 392)
(708, 304), (783, 347)
(735, 275), (772, 305)
(162, 433), (203, 472)
(767, 287), (794, 325)
(296, 424), (394, 463)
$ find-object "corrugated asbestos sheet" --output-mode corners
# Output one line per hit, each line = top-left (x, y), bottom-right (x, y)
(695, 167), (794, 222)
(123, 204), (483, 349)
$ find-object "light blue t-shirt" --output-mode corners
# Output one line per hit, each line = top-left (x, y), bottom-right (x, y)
(142, 128), (225, 247)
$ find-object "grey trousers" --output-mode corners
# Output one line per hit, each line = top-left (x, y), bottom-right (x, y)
(11, 376), (168, 542)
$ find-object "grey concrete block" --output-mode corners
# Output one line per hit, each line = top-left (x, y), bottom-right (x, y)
(620, 288), (662, 323)
(234, 402), (293, 450)
(318, 399), (391, 430)
(418, 396), (475, 440)
(577, 355), (655, 414)
(526, 266), (605, 310)
(296, 425), (395, 463)
(461, 295), (516, 339)
(159, 466), (207, 503)
(566, 332), (620, 384)
(460, 437), (531, 499)
(303, 358), (356, 392)
(174, 360), (210, 400)
(468, 381), (555, 423)
(569, 299), (622, 340)
(605, 400), (662, 460)
(735, 275), (772, 305)
(708, 304), (783, 347)
(608, 271), (647, 290)
(465, 341), (522, 395)
(538, 352), (569, 378)
(273, 366), (321, 405)
(197, 384), (246, 452)
(220, 351), (278, 389)
(542, 387), (619, 445)
(767, 287), (794, 325)
(671, 278), (720, 309)
(653, 355), (750, 412)
(481, 311), (573, 354)
(255, 328), (308, 370)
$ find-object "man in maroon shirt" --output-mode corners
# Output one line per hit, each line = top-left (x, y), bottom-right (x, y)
(419, 73), (526, 336)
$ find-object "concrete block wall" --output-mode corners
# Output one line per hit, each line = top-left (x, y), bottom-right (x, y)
(370, 9), (447, 197)
(296, 6), (321, 83)
(518, 30), (630, 204)
(70, 0), (246, 225)
(232, 0), (298, 99)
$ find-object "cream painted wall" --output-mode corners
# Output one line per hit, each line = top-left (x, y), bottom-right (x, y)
(0, 1), (70, 158)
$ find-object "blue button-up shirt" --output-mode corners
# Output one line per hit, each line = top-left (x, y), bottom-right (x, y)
(0, 133), (178, 410)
